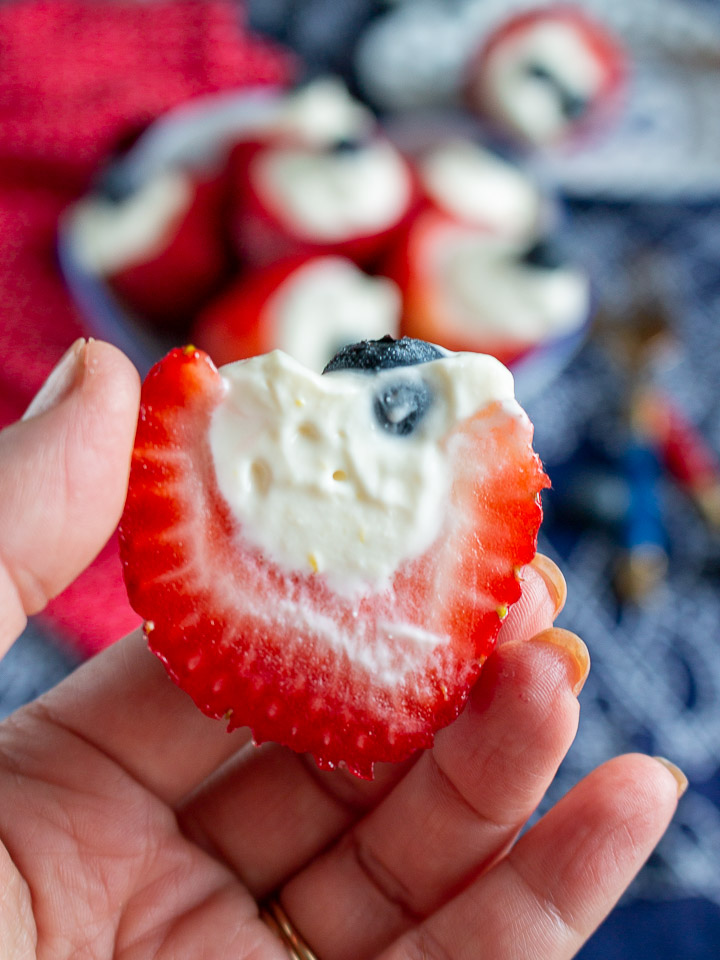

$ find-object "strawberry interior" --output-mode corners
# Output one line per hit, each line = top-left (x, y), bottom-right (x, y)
(120, 346), (548, 777)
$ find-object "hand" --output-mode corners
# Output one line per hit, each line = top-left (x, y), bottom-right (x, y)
(0, 339), (684, 959)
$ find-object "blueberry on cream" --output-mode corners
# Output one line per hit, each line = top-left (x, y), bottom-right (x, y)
(272, 77), (376, 148)
(325, 337), (442, 437)
(68, 169), (194, 276)
(373, 381), (433, 437)
(209, 338), (515, 594)
(469, 9), (624, 148)
(251, 138), (412, 242)
(324, 335), (443, 373)
(398, 218), (590, 358)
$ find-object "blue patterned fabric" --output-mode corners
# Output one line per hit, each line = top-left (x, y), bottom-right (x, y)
(529, 198), (720, 958)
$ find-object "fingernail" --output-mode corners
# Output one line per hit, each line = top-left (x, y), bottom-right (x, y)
(22, 338), (87, 420)
(532, 627), (590, 696)
(530, 553), (567, 617)
(654, 757), (689, 798)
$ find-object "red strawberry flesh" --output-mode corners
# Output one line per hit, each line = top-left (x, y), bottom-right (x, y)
(119, 345), (549, 778)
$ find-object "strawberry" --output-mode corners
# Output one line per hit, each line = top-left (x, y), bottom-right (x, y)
(69, 168), (232, 331)
(230, 136), (419, 269)
(383, 209), (590, 368)
(192, 255), (401, 371)
(466, 6), (626, 148)
(119, 338), (549, 778)
(415, 137), (546, 243)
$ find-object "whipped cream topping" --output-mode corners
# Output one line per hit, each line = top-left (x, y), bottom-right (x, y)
(69, 170), (192, 275)
(482, 21), (604, 145)
(427, 225), (589, 345)
(273, 77), (376, 146)
(420, 139), (542, 240)
(253, 140), (412, 241)
(209, 349), (515, 595)
(269, 258), (401, 372)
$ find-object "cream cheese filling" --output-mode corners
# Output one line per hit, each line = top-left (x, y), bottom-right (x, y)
(69, 170), (192, 275)
(420, 140), (542, 239)
(426, 226), (589, 345)
(253, 140), (411, 241)
(269, 257), (401, 372)
(209, 349), (515, 594)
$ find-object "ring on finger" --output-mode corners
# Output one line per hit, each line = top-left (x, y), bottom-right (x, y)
(260, 894), (319, 960)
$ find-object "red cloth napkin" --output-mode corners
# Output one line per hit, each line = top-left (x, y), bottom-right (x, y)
(0, 0), (294, 655)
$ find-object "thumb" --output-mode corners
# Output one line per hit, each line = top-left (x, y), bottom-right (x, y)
(0, 338), (140, 656)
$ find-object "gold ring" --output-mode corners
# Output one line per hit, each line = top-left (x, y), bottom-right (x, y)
(259, 895), (319, 960)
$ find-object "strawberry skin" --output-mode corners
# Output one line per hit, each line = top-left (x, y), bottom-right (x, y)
(192, 257), (312, 366)
(119, 345), (549, 778)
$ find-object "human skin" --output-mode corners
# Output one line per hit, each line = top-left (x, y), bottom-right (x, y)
(0, 338), (682, 959)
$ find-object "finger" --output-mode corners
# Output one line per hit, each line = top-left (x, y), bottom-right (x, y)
(497, 552), (566, 645)
(0, 337), (246, 804)
(178, 741), (417, 896)
(28, 557), (560, 860)
(380, 753), (684, 960)
(22, 628), (252, 804)
(278, 624), (588, 959)
(174, 558), (565, 899)
(24, 616), (412, 811)
(0, 338), (140, 654)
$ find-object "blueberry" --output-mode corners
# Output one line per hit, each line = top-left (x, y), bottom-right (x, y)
(525, 62), (556, 84)
(323, 336), (443, 374)
(328, 137), (366, 154)
(524, 62), (588, 121)
(93, 164), (133, 204)
(559, 91), (589, 121)
(521, 239), (566, 271)
(373, 380), (432, 437)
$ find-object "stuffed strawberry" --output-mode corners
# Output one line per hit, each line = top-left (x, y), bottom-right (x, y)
(417, 137), (546, 242)
(119, 337), (548, 778)
(466, 6), (626, 149)
(67, 167), (231, 330)
(385, 210), (590, 368)
(228, 79), (418, 268)
(192, 255), (402, 370)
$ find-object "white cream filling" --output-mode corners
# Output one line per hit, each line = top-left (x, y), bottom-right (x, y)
(427, 226), (589, 345)
(269, 258), (401, 372)
(69, 170), (192, 275)
(420, 139), (542, 239)
(482, 22), (605, 145)
(209, 349), (514, 595)
(253, 140), (412, 241)
(272, 77), (376, 146)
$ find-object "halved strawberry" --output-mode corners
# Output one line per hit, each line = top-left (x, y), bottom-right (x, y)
(416, 137), (546, 242)
(466, 6), (626, 148)
(109, 173), (232, 329)
(383, 210), (590, 367)
(192, 254), (402, 370)
(119, 339), (548, 778)
(230, 136), (420, 269)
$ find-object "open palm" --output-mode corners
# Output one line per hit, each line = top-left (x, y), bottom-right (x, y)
(0, 340), (682, 959)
